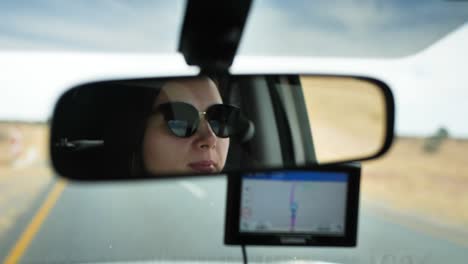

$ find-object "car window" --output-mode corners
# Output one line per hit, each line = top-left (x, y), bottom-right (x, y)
(300, 76), (386, 163)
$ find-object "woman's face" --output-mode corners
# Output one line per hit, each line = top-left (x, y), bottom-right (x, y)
(142, 77), (230, 174)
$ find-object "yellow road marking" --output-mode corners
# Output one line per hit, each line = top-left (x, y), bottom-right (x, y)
(3, 180), (66, 264)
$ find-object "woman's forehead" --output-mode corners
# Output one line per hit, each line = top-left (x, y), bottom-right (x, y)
(155, 78), (222, 109)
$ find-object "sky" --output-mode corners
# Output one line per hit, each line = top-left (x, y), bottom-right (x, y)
(0, 0), (467, 138)
(0, 0), (467, 56)
(0, 0), (185, 52)
(239, 0), (468, 57)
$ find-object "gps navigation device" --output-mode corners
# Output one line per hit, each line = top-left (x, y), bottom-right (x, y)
(225, 164), (360, 246)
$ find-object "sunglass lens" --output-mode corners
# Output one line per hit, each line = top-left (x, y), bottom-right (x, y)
(207, 105), (240, 137)
(162, 102), (198, 137)
(167, 120), (191, 137)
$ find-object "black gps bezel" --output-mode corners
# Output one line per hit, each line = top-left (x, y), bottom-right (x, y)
(224, 163), (361, 247)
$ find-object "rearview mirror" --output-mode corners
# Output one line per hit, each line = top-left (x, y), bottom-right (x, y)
(50, 74), (394, 180)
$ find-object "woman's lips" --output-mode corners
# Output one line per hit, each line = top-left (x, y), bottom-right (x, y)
(188, 160), (216, 173)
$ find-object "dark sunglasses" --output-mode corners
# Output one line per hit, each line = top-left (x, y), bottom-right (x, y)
(152, 102), (244, 138)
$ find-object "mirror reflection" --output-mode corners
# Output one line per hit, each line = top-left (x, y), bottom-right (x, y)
(300, 76), (386, 163)
(50, 75), (391, 180)
(142, 77), (241, 175)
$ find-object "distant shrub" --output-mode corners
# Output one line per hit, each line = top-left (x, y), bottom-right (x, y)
(423, 127), (449, 153)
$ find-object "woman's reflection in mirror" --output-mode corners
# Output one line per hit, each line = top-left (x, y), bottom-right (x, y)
(141, 77), (230, 175)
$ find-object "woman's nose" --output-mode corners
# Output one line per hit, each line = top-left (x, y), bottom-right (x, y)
(195, 119), (217, 149)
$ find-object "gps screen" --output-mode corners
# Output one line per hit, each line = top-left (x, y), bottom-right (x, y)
(239, 171), (348, 235)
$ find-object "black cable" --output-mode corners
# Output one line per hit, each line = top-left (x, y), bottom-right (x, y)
(241, 244), (248, 264)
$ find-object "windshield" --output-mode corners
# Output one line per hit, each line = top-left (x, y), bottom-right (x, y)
(1, 1), (468, 264)
(1, 0), (467, 57)
(0, 1), (186, 53)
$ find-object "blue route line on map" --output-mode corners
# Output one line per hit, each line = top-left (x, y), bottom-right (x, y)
(289, 182), (298, 231)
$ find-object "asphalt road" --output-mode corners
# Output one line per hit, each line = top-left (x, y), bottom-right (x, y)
(2, 176), (468, 264)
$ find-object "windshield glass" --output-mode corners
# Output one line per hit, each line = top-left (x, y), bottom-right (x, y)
(239, 0), (468, 57)
(1, 1), (468, 264)
(0, 0), (186, 53)
(1, 0), (467, 57)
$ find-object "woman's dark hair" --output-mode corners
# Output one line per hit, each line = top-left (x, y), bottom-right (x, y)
(103, 82), (161, 178)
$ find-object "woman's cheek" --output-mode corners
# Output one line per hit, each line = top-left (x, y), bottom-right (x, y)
(219, 138), (230, 169)
(143, 126), (172, 171)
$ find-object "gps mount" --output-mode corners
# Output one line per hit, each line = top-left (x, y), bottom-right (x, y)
(178, 0), (253, 74)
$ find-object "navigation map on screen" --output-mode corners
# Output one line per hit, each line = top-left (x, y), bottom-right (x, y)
(239, 171), (348, 235)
